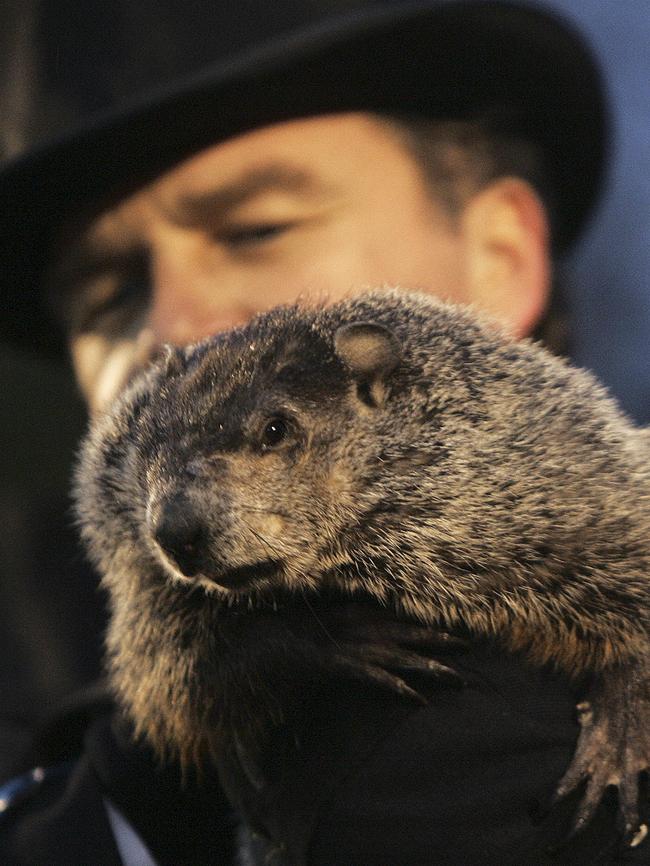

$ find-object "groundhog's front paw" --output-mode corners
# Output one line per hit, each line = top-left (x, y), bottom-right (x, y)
(324, 639), (461, 703)
(555, 662), (650, 847)
(309, 601), (466, 702)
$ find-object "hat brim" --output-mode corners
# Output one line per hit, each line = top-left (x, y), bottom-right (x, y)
(1, 0), (607, 358)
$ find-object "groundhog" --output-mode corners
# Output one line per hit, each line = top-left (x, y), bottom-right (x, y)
(75, 288), (650, 848)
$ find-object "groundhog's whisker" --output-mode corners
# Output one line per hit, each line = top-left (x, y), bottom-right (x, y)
(240, 505), (292, 519)
(299, 590), (341, 649)
(239, 518), (285, 560)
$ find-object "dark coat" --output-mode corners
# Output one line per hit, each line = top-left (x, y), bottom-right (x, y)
(2, 644), (648, 865)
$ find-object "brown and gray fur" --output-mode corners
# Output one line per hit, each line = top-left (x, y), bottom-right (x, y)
(75, 289), (650, 843)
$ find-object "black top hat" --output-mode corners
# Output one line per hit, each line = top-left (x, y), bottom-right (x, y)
(1, 0), (607, 358)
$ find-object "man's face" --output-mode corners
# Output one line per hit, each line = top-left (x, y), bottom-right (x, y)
(52, 113), (523, 410)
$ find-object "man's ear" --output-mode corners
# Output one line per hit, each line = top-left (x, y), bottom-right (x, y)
(460, 178), (550, 338)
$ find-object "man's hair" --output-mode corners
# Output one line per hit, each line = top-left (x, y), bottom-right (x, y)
(383, 113), (568, 355)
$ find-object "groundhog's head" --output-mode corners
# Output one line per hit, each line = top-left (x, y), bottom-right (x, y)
(77, 287), (626, 625)
(78, 291), (479, 601)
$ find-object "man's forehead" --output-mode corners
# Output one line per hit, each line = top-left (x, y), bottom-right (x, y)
(155, 111), (385, 186)
(150, 112), (388, 220)
(74, 113), (389, 248)
(65, 163), (323, 258)
(156, 163), (335, 228)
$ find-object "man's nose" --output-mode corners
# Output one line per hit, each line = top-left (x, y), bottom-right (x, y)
(146, 236), (252, 345)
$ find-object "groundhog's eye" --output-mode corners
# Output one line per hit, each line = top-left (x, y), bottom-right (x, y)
(260, 416), (290, 451)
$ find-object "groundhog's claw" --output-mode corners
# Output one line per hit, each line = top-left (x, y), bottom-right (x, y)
(329, 652), (427, 703)
(305, 598), (468, 651)
(295, 598), (464, 700)
(326, 640), (461, 704)
(555, 665), (650, 846)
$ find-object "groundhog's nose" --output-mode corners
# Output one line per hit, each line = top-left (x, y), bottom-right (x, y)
(153, 495), (206, 577)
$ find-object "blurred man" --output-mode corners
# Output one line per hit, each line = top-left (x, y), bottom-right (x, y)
(3, 1), (645, 864)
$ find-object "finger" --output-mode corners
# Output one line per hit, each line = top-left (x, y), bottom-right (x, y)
(569, 776), (608, 838)
(554, 763), (588, 803)
(353, 644), (463, 686)
(618, 774), (641, 843)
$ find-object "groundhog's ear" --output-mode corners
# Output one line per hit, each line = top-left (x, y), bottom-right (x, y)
(334, 321), (400, 408)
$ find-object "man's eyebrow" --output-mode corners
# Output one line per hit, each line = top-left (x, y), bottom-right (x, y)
(167, 164), (331, 225)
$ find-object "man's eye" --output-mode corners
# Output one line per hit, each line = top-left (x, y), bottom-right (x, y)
(67, 271), (150, 336)
(82, 277), (150, 332)
(219, 223), (292, 248)
(51, 250), (151, 336)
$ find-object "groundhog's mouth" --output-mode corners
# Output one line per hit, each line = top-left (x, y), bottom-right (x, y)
(208, 559), (283, 591)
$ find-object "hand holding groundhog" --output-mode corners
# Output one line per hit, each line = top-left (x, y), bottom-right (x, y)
(75, 289), (650, 847)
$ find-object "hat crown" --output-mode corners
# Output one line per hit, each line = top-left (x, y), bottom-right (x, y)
(2, 0), (401, 160)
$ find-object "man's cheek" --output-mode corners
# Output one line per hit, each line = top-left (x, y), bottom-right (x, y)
(71, 328), (157, 413)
